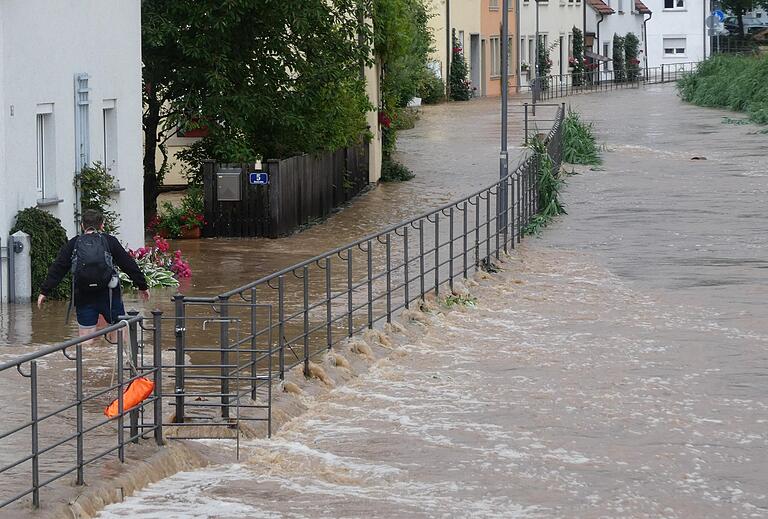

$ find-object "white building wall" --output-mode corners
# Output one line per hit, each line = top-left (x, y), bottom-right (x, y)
(428, 0), (483, 87)
(644, 0), (710, 69)
(519, 0), (585, 78)
(586, 2), (648, 71)
(0, 0), (144, 248)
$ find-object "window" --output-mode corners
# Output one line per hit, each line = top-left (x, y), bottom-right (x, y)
(490, 0), (499, 9)
(103, 101), (118, 175)
(664, 0), (684, 8)
(618, 0), (624, 12)
(520, 37), (526, 68)
(603, 42), (610, 70)
(663, 37), (686, 56)
(559, 36), (564, 75)
(458, 30), (465, 52)
(528, 37), (535, 67)
(35, 105), (56, 199)
(490, 36), (501, 76)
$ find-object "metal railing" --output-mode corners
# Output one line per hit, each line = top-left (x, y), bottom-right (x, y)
(0, 313), (164, 509)
(168, 104), (566, 427)
(1, 104), (565, 510)
(532, 62), (700, 101)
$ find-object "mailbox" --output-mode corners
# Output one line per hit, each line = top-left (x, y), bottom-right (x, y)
(216, 167), (241, 201)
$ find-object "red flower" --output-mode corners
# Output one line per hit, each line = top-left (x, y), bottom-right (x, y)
(378, 111), (391, 128)
(153, 235), (170, 253)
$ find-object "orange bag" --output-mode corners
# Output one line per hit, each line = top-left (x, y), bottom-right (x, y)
(104, 377), (155, 419)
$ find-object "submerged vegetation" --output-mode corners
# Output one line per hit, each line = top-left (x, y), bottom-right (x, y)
(677, 54), (768, 124)
(562, 109), (602, 165)
(524, 136), (566, 236)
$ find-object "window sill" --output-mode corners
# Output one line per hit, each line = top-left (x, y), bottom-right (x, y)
(662, 8), (687, 12)
(36, 197), (64, 208)
(489, 6), (499, 11)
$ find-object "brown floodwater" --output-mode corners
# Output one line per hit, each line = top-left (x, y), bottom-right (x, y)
(94, 84), (768, 518)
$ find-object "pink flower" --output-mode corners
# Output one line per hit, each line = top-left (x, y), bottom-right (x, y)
(153, 235), (170, 253)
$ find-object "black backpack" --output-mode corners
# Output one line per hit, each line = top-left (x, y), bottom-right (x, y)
(72, 233), (115, 292)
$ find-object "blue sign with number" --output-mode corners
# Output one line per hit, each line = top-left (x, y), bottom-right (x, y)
(249, 172), (269, 185)
(713, 9), (725, 22)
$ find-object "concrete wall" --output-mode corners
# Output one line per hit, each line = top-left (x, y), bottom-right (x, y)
(0, 0), (144, 248)
(519, 0), (585, 79)
(586, 2), (648, 71)
(481, 0), (517, 96)
(644, 0), (710, 69)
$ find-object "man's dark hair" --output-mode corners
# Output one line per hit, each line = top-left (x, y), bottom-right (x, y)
(81, 209), (105, 231)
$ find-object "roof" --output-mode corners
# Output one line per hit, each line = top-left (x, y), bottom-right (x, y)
(587, 0), (615, 15)
(634, 0), (651, 14)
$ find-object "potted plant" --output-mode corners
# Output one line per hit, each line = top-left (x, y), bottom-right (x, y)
(147, 186), (205, 239)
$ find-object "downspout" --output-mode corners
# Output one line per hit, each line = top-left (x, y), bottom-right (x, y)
(597, 13), (605, 57)
(643, 12), (652, 76)
(446, 0), (451, 98)
(516, 0), (521, 91)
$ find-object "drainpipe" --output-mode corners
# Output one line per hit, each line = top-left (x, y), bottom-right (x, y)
(446, 0), (451, 98)
(516, 0), (521, 91)
(597, 13), (605, 57)
(643, 12), (652, 77)
(534, 0), (540, 79)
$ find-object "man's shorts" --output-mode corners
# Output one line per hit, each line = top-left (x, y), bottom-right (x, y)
(76, 292), (126, 328)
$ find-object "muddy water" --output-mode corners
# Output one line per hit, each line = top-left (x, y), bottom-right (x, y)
(96, 85), (768, 517)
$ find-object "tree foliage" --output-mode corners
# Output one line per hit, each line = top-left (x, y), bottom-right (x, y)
(720, 0), (768, 36)
(571, 27), (585, 87)
(612, 35), (626, 83)
(142, 0), (374, 215)
(449, 32), (471, 101)
(624, 33), (641, 82)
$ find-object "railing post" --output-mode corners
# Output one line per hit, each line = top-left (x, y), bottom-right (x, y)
(474, 195), (481, 265)
(75, 344), (84, 485)
(485, 189), (491, 264)
(127, 312), (140, 443)
(462, 202), (468, 277)
(367, 241), (373, 328)
(434, 213), (440, 295)
(30, 360), (40, 508)
(385, 233), (392, 323)
(303, 266), (310, 377)
(403, 226), (410, 308)
(325, 258), (332, 348)
(249, 287), (257, 399)
(220, 296), (231, 420)
(419, 220), (425, 300)
(173, 295), (185, 423)
(116, 329), (125, 462)
(346, 252), (353, 336)
(278, 276), (286, 379)
(449, 207), (455, 291)
(524, 103), (529, 146)
(151, 310), (164, 445)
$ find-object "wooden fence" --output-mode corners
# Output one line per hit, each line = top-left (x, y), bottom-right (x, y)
(202, 143), (370, 238)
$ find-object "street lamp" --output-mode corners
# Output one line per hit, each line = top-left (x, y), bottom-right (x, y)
(499, 0), (510, 231)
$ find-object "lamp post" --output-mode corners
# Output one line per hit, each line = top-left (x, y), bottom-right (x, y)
(499, 0), (510, 234)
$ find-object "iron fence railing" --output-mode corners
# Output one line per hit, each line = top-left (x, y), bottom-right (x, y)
(1, 104), (565, 511)
(0, 313), (164, 509)
(531, 62), (700, 101)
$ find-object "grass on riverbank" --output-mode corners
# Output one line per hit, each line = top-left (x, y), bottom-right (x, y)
(562, 109), (602, 165)
(524, 136), (566, 236)
(677, 54), (768, 124)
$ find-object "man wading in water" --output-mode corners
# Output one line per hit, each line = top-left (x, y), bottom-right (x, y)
(37, 209), (149, 339)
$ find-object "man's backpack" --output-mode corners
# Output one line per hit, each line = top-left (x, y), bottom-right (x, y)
(72, 234), (115, 292)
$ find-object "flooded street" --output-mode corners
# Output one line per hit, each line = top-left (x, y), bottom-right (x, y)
(95, 84), (768, 518)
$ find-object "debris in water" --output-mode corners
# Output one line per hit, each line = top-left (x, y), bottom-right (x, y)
(307, 362), (334, 386)
(330, 352), (350, 369)
(363, 329), (392, 348)
(283, 381), (303, 395)
(349, 339), (374, 360)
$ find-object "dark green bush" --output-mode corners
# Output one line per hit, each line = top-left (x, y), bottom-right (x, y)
(419, 71), (445, 104)
(678, 54), (768, 124)
(11, 208), (71, 299)
(563, 109), (602, 165)
(77, 162), (119, 232)
(381, 157), (415, 182)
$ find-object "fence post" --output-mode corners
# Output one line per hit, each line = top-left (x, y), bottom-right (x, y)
(346, 253), (353, 336)
(30, 360), (40, 508)
(303, 266), (310, 377)
(385, 233), (392, 323)
(202, 161), (216, 237)
(75, 344), (84, 485)
(325, 258), (332, 348)
(524, 103), (529, 145)
(151, 310), (164, 445)
(434, 213), (440, 295)
(278, 276), (286, 379)
(116, 329), (125, 462)
(173, 295), (185, 423)
(403, 226), (410, 308)
(367, 241), (373, 328)
(249, 287), (257, 399)
(127, 313), (140, 443)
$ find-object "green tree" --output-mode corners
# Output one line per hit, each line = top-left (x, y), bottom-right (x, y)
(571, 27), (585, 87)
(449, 31), (471, 101)
(612, 35), (626, 83)
(537, 36), (553, 79)
(142, 1), (374, 216)
(624, 33), (641, 82)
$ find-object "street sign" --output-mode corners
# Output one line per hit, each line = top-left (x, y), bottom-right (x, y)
(713, 9), (725, 22)
(249, 172), (269, 185)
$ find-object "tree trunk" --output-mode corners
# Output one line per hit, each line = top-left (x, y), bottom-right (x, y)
(143, 95), (161, 219)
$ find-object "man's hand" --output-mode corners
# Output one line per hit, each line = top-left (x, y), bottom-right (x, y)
(37, 294), (46, 309)
(139, 289), (150, 302)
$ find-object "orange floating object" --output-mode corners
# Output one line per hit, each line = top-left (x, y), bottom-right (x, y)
(104, 377), (155, 419)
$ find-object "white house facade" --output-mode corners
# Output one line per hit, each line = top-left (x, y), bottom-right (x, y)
(586, 0), (651, 72)
(0, 0), (144, 248)
(519, 0), (585, 81)
(644, 0), (711, 69)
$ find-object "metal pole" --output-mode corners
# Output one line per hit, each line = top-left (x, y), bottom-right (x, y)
(325, 258), (332, 348)
(303, 266), (310, 377)
(385, 233), (392, 323)
(500, 0), (510, 236)
(127, 312), (140, 442)
(219, 297), (230, 419)
(278, 276), (286, 379)
(30, 361), (40, 508)
(173, 295), (185, 423)
(403, 226), (410, 308)
(151, 310), (164, 445)
(75, 344), (84, 484)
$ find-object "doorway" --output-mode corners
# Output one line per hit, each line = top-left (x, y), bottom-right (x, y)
(470, 34), (481, 97)
(480, 39), (487, 96)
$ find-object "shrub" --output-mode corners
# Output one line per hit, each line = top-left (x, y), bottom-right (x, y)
(677, 54), (768, 125)
(624, 33), (641, 82)
(77, 162), (119, 233)
(571, 27), (586, 87)
(380, 157), (415, 182)
(419, 70), (445, 104)
(11, 208), (71, 299)
(524, 137), (566, 236)
(147, 187), (206, 238)
(563, 109), (602, 165)
(612, 35), (626, 82)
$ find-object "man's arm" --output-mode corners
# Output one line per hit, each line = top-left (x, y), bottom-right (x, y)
(39, 238), (76, 296)
(109, 236), (149, 291)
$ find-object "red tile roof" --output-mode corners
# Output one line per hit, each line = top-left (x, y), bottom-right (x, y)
(634, 0), (651, 14)
(587, 0), (615, 15)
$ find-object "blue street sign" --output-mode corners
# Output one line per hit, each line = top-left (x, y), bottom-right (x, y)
(249, 172), (269, 185)
(713, 9), (725, 22)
